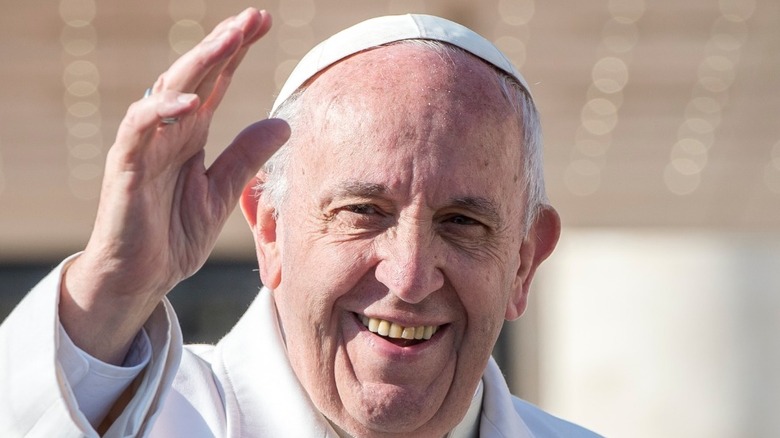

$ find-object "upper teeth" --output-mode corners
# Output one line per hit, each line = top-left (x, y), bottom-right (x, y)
(360, 315), (439, 340)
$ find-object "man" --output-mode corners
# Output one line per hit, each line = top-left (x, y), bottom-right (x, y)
(0, 8), (600, 437)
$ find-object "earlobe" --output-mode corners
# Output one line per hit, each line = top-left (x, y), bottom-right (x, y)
(505, 206), (561, 320)
(240, 177), (282, 289)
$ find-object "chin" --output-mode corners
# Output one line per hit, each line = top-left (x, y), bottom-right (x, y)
(330, 383), (472, 438)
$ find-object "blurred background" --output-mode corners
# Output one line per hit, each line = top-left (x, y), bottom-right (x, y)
(1, 0), (778, 436)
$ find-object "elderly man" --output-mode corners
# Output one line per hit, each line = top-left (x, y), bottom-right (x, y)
(0, 8), (599, 438)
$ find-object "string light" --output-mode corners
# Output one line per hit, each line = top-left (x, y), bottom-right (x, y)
(566, 0), (644, 196)
(169, 19), (204, 56)
(498, 0), (535, 26)
(494, 0), (534, 69)
(168, 0), (206, 59)
(60, 0), (102, 200)
(275, 0), (317, 91)
(280, 0), (316, 28)
(664, 4), (749, 196)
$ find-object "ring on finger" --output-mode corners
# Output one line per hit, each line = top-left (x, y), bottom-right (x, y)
(143, 87), (180, 125)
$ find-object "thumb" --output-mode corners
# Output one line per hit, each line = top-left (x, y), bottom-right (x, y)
(207, 118), (291, 210)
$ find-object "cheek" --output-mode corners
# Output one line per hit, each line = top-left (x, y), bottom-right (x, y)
(272, 237), (382, 425)
(449, 251), (518, 348)
(274, 218), (379, 344)
(279, 202), (375, 274)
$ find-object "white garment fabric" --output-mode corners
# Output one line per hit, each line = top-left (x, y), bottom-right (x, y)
(58, 323), (152, 427)
(0, 258), (602, 437)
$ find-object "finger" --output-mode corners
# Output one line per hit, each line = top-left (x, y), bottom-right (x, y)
(206, 118), (291, 213)
(242, 9), (274, 46)
(155, 26), (243, 97)
(199, 43), (251, 111)
(112, 91), (199, 156)
(154, 9), (265, 99)
(200, 11), (275, 110)
(194, 9), (272, 102)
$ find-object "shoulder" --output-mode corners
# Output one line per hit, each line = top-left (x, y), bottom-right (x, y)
(511, 396), (603, 438)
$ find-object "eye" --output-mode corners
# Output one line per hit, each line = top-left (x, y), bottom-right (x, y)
(331, 203), (389, 234)
(438, 214), (491, 243)
(446, 215), (481, 226)
(344, 204), (379, 215)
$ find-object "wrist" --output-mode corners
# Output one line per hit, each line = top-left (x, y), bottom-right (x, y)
(59, 253), (164, 365)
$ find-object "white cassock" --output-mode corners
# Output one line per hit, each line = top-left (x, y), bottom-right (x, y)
(0, 257), (601, 437)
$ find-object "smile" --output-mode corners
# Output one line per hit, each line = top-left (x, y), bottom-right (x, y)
(357, 314), (439, 340)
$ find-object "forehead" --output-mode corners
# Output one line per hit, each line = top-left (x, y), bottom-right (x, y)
(288, 43), (524, 201)
(299, 43), (516, 124)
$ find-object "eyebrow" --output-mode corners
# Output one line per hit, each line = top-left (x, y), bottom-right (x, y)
(329, 181), (388, 199)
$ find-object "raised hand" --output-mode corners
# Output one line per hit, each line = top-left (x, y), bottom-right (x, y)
(59, 9), (290, 365)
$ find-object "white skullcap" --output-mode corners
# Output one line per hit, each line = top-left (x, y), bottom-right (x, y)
(271, 13), (530, 113)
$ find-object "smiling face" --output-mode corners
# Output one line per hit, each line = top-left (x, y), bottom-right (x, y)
(243, 43), (558, 437)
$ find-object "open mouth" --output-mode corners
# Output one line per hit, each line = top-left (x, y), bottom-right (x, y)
(357, 313), (440, 347)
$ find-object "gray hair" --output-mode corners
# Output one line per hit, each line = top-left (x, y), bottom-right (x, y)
(259, 39), (547, 234)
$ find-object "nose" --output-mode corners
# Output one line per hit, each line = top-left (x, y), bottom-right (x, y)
(373, 221), (445, 304)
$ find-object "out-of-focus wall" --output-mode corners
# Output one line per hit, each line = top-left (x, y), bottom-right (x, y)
(526, 230), (780, 437)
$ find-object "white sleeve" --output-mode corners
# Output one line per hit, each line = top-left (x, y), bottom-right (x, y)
(0, 255), (184, 438)
(57, 323), (151, 428)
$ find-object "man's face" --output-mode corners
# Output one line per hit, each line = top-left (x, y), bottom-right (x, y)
(259, 45), (533, 437)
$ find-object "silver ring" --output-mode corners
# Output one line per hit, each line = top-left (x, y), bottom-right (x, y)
(144, 87), (179, 125)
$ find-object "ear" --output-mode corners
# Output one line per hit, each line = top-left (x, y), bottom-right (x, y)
(505, 206), (561, 321)
(240, 176), (282, 289)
